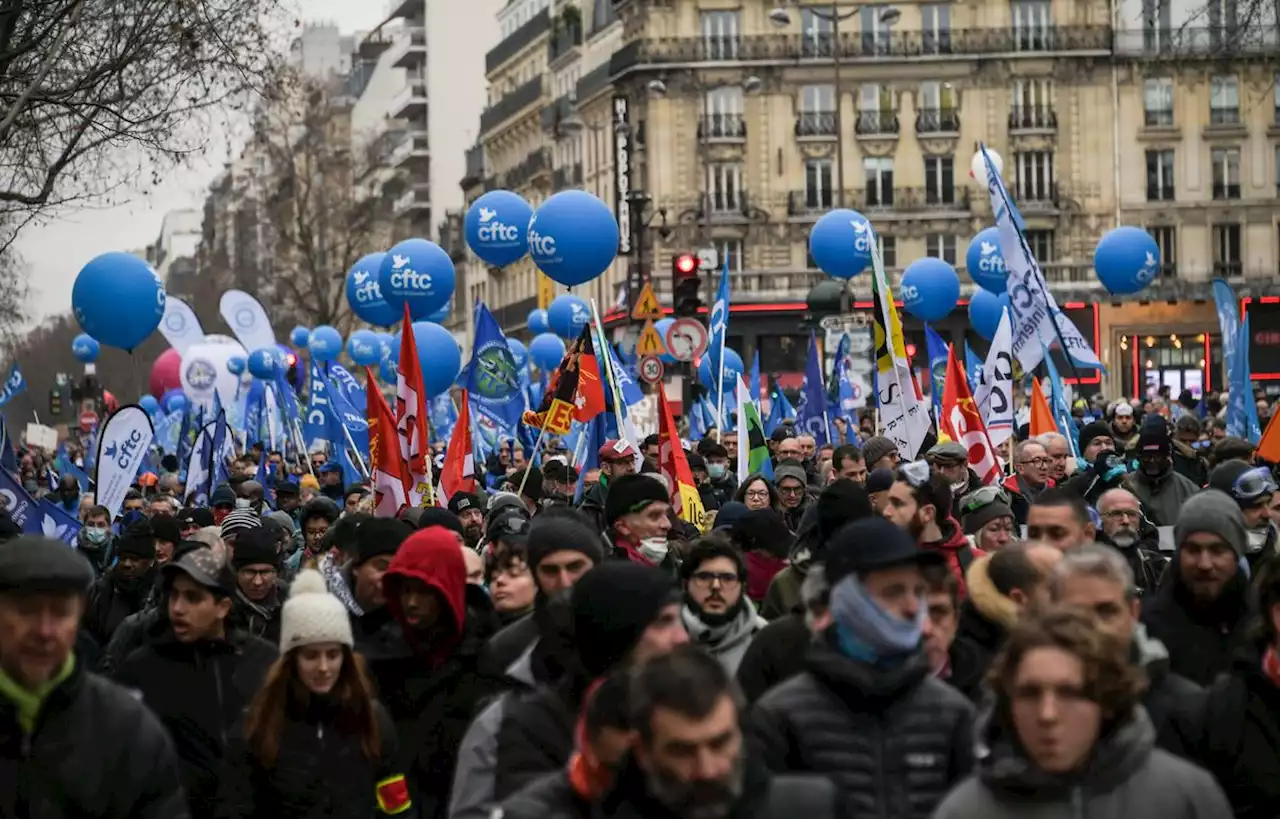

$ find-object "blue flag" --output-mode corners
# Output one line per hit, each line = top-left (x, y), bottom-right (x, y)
(1041, 342), (1079, 456)
(964, 342), (983, 394)
(304, 363), (335, 456)
(764, 387), (795, 436)
(1238, 314), (1262, 442)
(36, 498), (82, 545)
(0, 416), (16, 475)
(749, 350), (761, 407)
(0, 469), (78, 544)
(794, 334), (830, 445)
(466, 303), (525, 440)
(1211, 279), (1257, 441)
(601, 340), (643, 409)
(706, 255), (732, 422)
(0, 364), (25, 410)
(924, 324), (950, 418)
(574, 414), (609, 502)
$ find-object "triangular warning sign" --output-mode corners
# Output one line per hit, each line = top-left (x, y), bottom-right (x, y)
(630, 282), (663, 321)
(635, 319), (665, 357)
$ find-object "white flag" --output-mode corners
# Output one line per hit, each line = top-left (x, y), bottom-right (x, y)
(159, 298), (205, 356)
(94, 406), (156, 520)
(219, 290), (277, 353)
(869, 234), (930, 461)
(975, 308), (1015, 448)
(981, 145), (1103, 373)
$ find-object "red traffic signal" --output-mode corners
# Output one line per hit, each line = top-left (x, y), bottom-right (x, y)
(673, 253), (698, 276)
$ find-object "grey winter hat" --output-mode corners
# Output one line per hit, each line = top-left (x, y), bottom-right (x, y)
(1173, 490), (1247, 558)
(861, 436), (899, 469)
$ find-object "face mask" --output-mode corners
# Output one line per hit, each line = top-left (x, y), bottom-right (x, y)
(707, 463), (726, 480)
(639, 537), (669, 564)
(1246, 527), (1269, 553)
(235, 498), (252, 509)
(84, 527), (108, 545)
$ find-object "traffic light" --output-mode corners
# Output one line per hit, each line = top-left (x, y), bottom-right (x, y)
(48, 388), (62, 419)
(671, 252), (702, 317)
(284, 351), (299, 385)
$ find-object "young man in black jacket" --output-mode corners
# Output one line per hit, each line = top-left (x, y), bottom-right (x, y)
(0, 536), (188, 819)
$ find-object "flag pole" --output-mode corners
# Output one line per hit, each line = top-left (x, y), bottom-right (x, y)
(588, 298), (628, 441)
(516, 424), (548, 498)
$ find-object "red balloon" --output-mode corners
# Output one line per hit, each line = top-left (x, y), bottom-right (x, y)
(149, 348), (182, 398)
(102, 391), (118, 414)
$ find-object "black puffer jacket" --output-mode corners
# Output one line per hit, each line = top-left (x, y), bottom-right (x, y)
(477, 612), (539, 687)
(1132, 624), (1204, 759)
(1196, 642), (1280, 819)
(736, 612), (812, 704)
(748, 634), (974, 819)
(0, 660), (189, 819)
(113, 629), (278, 819)
(215, 698), (409, 819)
(492, 683), (576, 801)
(1139, 565), (1252, 686)
(83, 567), (155, 648)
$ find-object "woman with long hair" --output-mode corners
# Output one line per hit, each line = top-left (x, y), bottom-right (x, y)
(216, 569), (414, 819)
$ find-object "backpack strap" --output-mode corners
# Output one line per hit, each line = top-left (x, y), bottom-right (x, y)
(956, 545), (976, 579)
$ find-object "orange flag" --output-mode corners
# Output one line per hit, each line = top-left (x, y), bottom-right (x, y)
(1029, 377), (1057, 437)
(395, 303), (431, 505)
(1256, 410), (1280, 464)
(940, 345), (1001, 486)
(440, 389), (476, 501)
(365, 367), (409, 518)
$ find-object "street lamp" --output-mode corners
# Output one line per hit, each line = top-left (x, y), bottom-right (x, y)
(768, 3), (900, 209)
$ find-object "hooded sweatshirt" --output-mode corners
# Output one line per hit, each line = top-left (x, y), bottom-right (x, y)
(382, 527), (468, 667)
(921, 517), (980, 598)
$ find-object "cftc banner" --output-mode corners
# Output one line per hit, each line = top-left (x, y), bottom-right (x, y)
(93, 405), (156, 520)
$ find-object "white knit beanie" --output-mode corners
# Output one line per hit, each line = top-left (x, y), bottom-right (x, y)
(279, 569), (353, 653)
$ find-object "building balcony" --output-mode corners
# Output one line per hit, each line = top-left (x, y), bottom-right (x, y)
(698, 114), (746, 141)
(786, 187), (970, 216)
(1009, 106), (1057, 132)
(915, 108), (960, 135)
(393, 183), (431, 216)
(606, 25), (1111, 75)
(390, 26), (426, 68)
(505, 148), (551, 190)
(1015, 183), (1059, 211)
(480, 77), (545, 135)
(1114, 25), (1279, 58)
(795, 111), (837, 138)
(1212, 183), (1242, 200)
(548, 14), (583, 65)
(461, 143), (485, 189)
(390, 131), (429, 168)
(855, 111), (899, 136)
(648, 269), (827, 304)
(356, 30), (394, 59)
(540, 93), (574, 134)
(552, 162), (584, 190)
(486, 9), (551, 75)
(392, 80), (427, 120)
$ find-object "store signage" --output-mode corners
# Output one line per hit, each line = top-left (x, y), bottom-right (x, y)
(1247, 301), (1280, 377)
(613, 95), (632, 256)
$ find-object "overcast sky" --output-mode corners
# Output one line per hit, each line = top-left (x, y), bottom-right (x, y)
(18, 0), (389, 324)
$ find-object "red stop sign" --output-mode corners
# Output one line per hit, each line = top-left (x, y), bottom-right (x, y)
(79, 411), (98, 432)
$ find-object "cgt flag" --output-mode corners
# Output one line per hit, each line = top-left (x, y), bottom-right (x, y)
(523, 325), (605, 434)
(440, 389), (476, 502)
(939, 346), (1001, 486)
(658, 385), (707, 532)
(93, 405), (156, 521)
(395, 303), (432, 506)
(365, 366), (409, 517)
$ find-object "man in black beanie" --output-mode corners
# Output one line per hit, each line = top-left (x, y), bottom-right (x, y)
(84, 523), (158, 648)
(602, 472), (675, 572)
(448, 491), (486, 548)
(1064, 421), (1128, 506)
(1124, 419), (1199, 526)
(332, 517), (414, 653)
(228, 527), (285, 644)
(503, 466), (542, 515)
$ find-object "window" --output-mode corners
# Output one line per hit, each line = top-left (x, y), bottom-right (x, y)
(1276, 144), (1280, 195)
(1145, 150), (1175, 201)
(704, 86), (744, 137)
(716, 238), (744, 273)
(924, 155), (955, 204)
(864, 157), (894, 206)
(1011, 0), (1052, 51)
(1212, 223), (1242, 276)
(707, 162), (742, 212)
(921, 4), (951, 54)
(804, 159), (834, 210)
(801, 7), (833, 57)
(700, 10), (739, 60)
(798, 84), (836, 135)
(1011, 78), (1054, 128)
(1211, 148), (1240, 199)
(918, 82), (958, 132)
(1143, 78), (1173, 126)
(1142, 0), (1172, 51)
(1207, 0), (1239, 47)
(879, 235), (897, 268)
(858, 84), (895, 132)
(1147, 225), (1176, 278)
(1014, 151), (1055, 202)
(1024, 229), (1055, 262)
(860, 5), (894, 55)
(1210, 75), (1239, 125)
(926, 234), (957, 264)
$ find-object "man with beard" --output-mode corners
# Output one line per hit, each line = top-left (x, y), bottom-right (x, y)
(1097, 488), (1167, 596)
(579, 439), (639, 533)
(83, 524), (156, 648)
(1141, 490), (1253, 685)
(449, 492), (487, 549)
(452, 513), (604, 819)
(926, 441), (979, 500)
(1207, 461), (1278, 573)
(1111, 401), (1140, 456)
(773, 463), (810, 533)
(679, 534), (767, 675)
(1124, 421), (1199, 527)
(599, 646), (840, 819)
(882, 461), (977, 594)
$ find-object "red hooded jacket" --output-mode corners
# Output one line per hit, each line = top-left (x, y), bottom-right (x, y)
(382, 527), (467, 666)
(922, 517), (983, 598)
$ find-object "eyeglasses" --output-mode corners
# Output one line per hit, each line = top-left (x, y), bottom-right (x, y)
(959, 485), (1011, 515)
(691, 571), (740, 588)
(1101, 508), (1140, 520)
(237, 568), (278, 581)
(1232, 466), (1277, 502)
(1020, 457), (1052, 468)
(898, 459), (931, 488)
(744, 489), (770, 500)
(777, 484), (805, 496)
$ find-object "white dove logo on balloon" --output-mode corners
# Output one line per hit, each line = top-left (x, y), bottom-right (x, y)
(980, 241), (997, 255)
(1136, 251), (1159, 285)
(479, 207), (497, 223)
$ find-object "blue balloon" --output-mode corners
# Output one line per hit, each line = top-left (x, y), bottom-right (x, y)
(969, 290), (1011, 341)
(808, 209), (874, 280)
(247, 348), (281, 380)
(547, 294), (591, 340)
(309, 325), (343, 362)
(965, 227), (1008, 294)
(465, 190), (534, 267)
(1094, 226), (1161, 295)
(901, 258), (960, 322)
(347, 329), (382, 366)
(426, 299), (453, 324)
(375, 332), (396, 361)
(139, 395), (160, 415)
(162, 390), (188, 414)
(410, 321), (462, 397)
(227, 356), (247, 376)
(289, 325), (311, 348)
(507, 338), (529, 372)
(654, 318), (678, 365)
(528, 308), (549, 335)
(698, 348), (745, 390)
(72, 252), (165, 350)
(528, 190), (619, 286)
(378, 238), (455, 320)
(345, 252), (400, 327)
(379, 358), (398, 384)
(529, 333), (566, 370)
(71, 333), (99, 363)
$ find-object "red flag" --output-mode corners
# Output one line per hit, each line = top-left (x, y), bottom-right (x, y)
(395, 303), (431, 506)
(940, 345), (1001, 486)
(365, 367), (410, 517)
(523, 325), (606, 433)
(440, 389), (476, 501)
(657, 384), (707, 531)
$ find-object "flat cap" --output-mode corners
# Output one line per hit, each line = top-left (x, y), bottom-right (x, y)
(0, 536), (93, 594)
